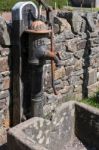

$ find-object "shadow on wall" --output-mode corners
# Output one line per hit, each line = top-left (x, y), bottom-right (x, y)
(82, 31), (91, 98)
(82, 14), (93, 99)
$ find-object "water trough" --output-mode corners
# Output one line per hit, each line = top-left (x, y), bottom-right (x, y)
(7, 101), (99, 150)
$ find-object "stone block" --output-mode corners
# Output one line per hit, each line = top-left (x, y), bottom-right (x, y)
(2, 77), (10, 90)
(66, 38), (86, 52)
(0, 99), (6, 110)
(46, 88), (53, 94)
(55, 43), (66, 52)
(65, 66), (74, 76)
(85, 12), (95, 32)
(79, 32), (87, 39)
(74, 49), (84, 59)
(55, 82), (64, 91)
(72, 11), (86, 33)
(74, 93), (82, 100)
(54, 79), (62, 85)
(0, 127), (7, 145)
(90, 56), (99, 69)
(71, 69), (83, 76)
(1, 71), (10, 77)
(55, 32), (66, 43)
(88, 31), (99, 38)
(66, 38), (80, 52)
(0, 48), (10, 56)
(0, 17), (10, 46)
(0, 90), (9, 100)
(88, 69), (97, 85)
(88, 81), (99, 94)
(65, 56), (76, 66)
(53, 23), (60, 34)
(54, 17), (71, 32)
(90, 38), (99, 47)
(60, 51), (73, 60)
(77, 40), (87, 50)
(0, 57), (9, 72)
(91, 47), (99, 56)
(60, 85), (72, 94)
(73, 85), (82, 93)
(74, 59), (83, 71)
(54, 67), (65, 80)
(64, 30), (74, 39)
(63, 81), (69, 86)
(68, 75), (83, 85)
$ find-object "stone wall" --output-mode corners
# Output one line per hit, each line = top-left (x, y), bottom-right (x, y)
(43, 11), (99, 116)
(0, 17), (11, 145)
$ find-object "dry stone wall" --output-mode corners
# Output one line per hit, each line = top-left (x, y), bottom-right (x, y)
(44, 11), (99, 108)
(0, 17), (11, 144)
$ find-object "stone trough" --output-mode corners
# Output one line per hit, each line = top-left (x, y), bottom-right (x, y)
(7, 101), (99, 150)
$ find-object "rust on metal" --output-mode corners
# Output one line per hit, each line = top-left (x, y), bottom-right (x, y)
(50, 25), (58, 95)
(25, 20), (52, 34)
(25, 29), (51, 34)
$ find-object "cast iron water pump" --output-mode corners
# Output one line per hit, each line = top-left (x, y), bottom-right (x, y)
(12, 1), (61, 125)
(26, 20), (61, 117)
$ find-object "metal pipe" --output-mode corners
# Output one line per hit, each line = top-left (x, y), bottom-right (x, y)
(31, 66), (44, 117)
(36, 0), (52, 23)
(50, 26), (58, 95)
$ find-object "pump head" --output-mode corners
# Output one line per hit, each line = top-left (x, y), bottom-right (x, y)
(25, 20), (51, 34)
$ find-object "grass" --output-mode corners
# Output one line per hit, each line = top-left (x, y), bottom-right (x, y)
(81, 92), (99, 108)
(63, 6), (99, 12)
(0, 0), (99, 12)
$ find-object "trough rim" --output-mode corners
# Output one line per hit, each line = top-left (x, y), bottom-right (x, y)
(8, 100), (99, 150)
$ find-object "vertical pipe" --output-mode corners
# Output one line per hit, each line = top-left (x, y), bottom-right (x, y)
(31, 66), (44, 117)
(50, 26), (58, 95)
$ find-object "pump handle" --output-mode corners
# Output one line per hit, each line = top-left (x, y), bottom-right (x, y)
(36, 0), (52, 24)
(50, 26), (58, 95)
(36, 0), (57, 95)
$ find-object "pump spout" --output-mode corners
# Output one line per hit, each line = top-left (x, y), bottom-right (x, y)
(42, 50), (61, 67)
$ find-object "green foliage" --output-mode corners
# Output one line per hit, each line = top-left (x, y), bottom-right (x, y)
(46, 0), (69, 8)
(81, 91), (99, 108)
(0, 0), (20, 11)
(0, 0), (69, 11)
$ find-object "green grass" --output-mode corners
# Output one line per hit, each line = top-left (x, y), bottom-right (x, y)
(63, 6), (99, 12)
(0, 0), (99, 12)
(0, 0), (20, 11)
(81, 92), (99, 108)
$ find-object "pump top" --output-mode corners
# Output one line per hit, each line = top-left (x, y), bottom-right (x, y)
(26, 20), (51, 34)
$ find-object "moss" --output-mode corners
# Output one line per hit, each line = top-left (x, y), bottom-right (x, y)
(81, 91), (99, 108)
